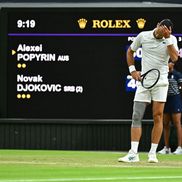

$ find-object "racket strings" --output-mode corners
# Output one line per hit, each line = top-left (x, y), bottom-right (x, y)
(142, 70), (160, 89)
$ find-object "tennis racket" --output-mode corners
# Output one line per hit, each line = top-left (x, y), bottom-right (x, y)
(140, 69), (160, 89)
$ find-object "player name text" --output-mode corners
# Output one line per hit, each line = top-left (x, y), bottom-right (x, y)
(17, 75), (43, 82)
(17, 54), (69, 61)
(17, 44), (43, 52)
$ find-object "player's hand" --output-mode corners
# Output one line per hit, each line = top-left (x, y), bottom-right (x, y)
(131, 71), (141, 81)
(162, 25), (172, 38)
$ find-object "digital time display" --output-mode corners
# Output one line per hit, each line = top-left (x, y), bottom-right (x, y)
(17, 19), (36, 28)
(0, 7), (182, 119)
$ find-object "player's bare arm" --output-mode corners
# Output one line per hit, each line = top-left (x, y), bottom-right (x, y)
(162, 25), (179, 62)
(167, 45), (179, 62)
(127, 47), (141, 81)
(154, 25), (179, 62)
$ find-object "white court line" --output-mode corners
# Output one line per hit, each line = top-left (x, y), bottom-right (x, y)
(0, 161), (57, 165)
(1, 176), (182, 182)
(0, 161), (181, 168)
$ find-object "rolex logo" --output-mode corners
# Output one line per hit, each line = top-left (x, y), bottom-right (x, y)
(136, 18), (146, 29)
(78, 18), (87, 29)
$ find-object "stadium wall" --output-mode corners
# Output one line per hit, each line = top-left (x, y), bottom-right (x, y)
(0, 119), (168, 151)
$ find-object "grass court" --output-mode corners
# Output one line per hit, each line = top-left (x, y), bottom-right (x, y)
(0, 150), (182, 182)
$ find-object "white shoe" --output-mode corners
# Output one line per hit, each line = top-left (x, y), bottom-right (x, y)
(118, 149), (139, 163)
(158, 146), (171, 154)
(148, 153), (158, 163)
(173, 146), (182, 155)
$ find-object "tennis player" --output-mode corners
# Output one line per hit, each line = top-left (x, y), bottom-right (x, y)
(158, 62), (182, 155)
(118, 19), (179, 163)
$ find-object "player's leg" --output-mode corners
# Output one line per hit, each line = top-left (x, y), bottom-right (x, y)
(118, 85), (150, 163)
(158, 113), (171, 154)
(170, 94), (182, 154)
(151, 101), (165, 143)
(172, 113), (181, 147)
(148, 85), (168, 162)
(148, 101), (165, 162)
(118, 101), (147, 162)
(172, 112), (182, 154)
(181, 126), (182, 152)
(131, 101), (148, 151)
(164, 114), (171, 148)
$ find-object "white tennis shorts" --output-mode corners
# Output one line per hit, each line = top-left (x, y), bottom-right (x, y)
(134, 83), (169, 103)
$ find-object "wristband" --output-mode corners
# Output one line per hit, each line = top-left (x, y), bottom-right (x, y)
(165, 38), (173, 46)
(129, 65), (136, 73)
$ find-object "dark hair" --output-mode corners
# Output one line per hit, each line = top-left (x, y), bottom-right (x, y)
(159, 19), (173, 30)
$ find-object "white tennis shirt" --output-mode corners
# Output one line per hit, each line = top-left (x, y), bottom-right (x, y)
(130, 29), (178, 80)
